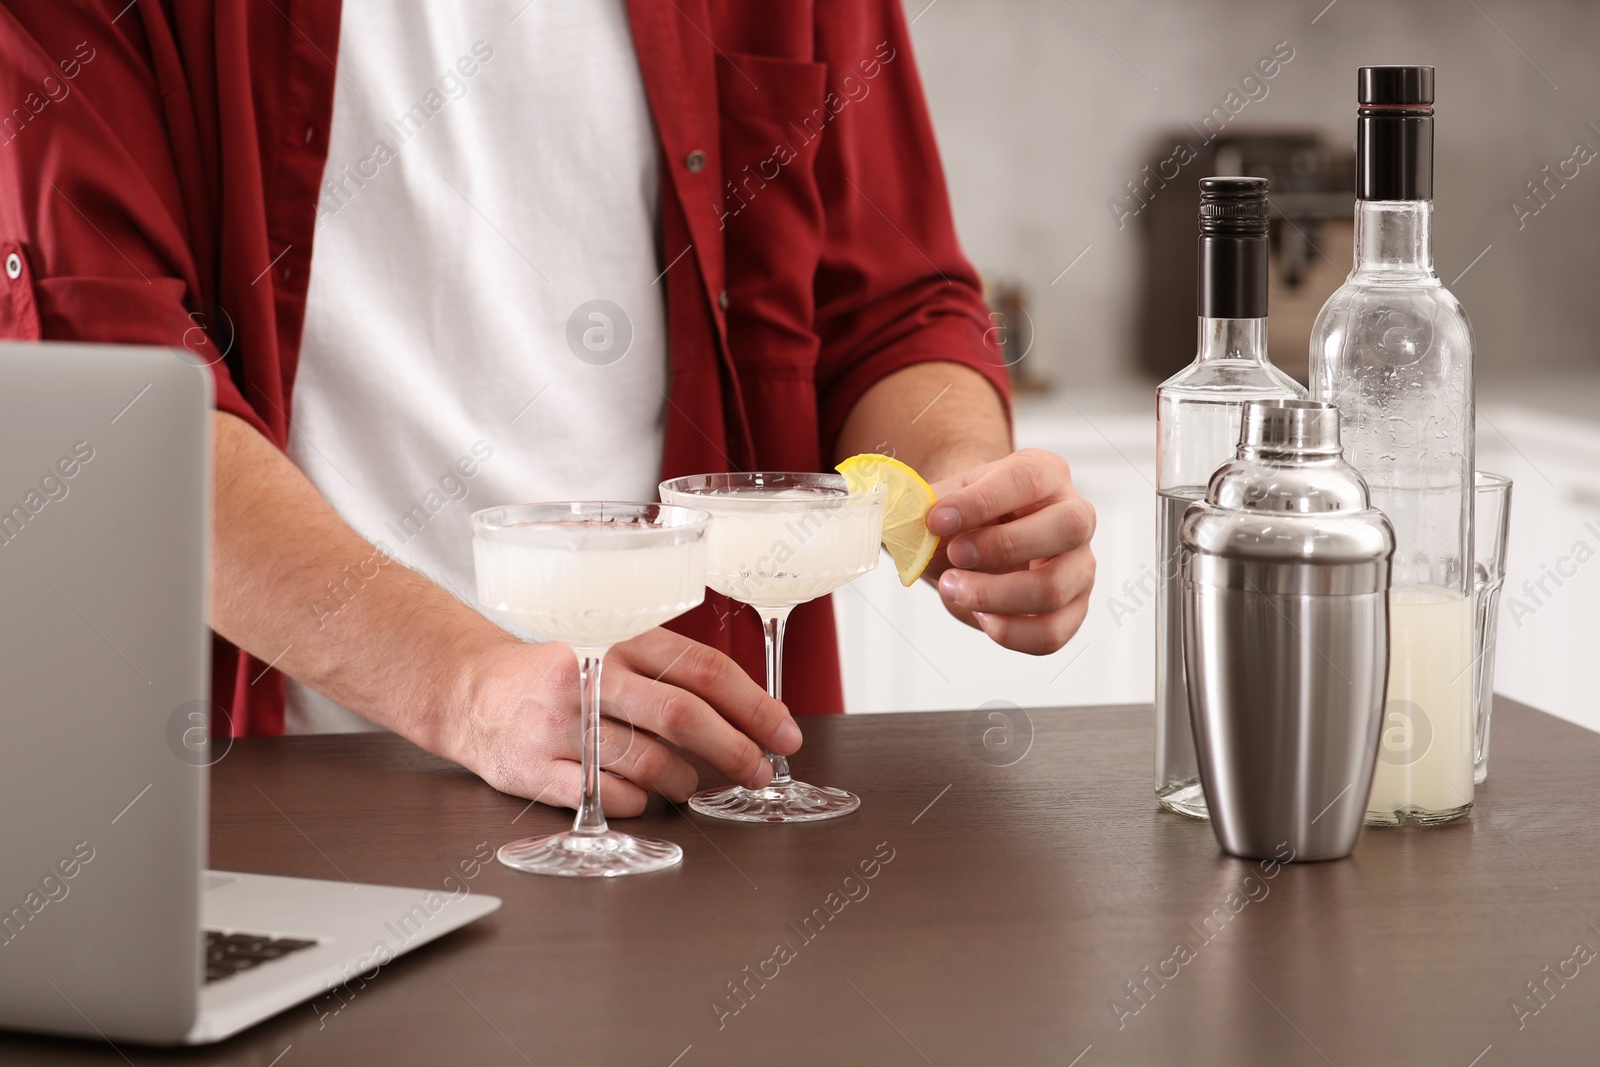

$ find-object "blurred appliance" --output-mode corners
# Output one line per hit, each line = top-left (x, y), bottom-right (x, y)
(1134, 131), (1355, 383)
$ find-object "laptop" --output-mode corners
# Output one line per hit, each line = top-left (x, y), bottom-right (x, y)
(0, 342), (500, 1045)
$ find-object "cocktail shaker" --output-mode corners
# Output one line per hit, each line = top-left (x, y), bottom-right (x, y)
(1180, 399), (1394, 862)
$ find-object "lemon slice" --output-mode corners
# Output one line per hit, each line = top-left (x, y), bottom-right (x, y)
(836, 454), (939, 586)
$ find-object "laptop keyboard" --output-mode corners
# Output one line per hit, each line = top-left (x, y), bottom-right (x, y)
(204, 930), (319, 984)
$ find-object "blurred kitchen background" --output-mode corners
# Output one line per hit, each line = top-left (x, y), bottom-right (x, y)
(836, 0), (1600, 735)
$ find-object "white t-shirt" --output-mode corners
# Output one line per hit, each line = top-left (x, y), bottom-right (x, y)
(287, 1), (667, 732)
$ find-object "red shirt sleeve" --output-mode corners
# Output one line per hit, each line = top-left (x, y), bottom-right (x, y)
(0, 2), (269, 437)
(809, 0), (1012, 455)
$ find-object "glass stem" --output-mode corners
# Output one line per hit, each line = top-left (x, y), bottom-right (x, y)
(571, 647), (610, 837)
(759, 608), (793, 785)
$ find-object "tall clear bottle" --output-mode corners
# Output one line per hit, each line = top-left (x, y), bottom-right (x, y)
(1309, 66), (1474, 826)
(1155, 177), (1306, 818)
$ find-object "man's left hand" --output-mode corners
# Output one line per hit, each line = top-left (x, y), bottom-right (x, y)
(924, 448), (1096, 655)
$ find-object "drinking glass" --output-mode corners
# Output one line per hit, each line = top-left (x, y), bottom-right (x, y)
(470, 502), (709, 877)
(659, 472), (885, 822)
(1472, 472), (1512, 784)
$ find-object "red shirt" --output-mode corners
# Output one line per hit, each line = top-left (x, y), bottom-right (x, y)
(0, 1), (1008, 735)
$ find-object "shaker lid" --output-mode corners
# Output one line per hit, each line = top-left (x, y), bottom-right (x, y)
(1181, 400), (1395, 594)
(1240, 399), (1340, 456)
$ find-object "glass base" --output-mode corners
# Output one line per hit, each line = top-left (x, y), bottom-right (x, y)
(1156, 780), (1209, 820)
(1365, 801), (1473, 828)
(497, 830), (682, 877)
(689, 779), (860, 823)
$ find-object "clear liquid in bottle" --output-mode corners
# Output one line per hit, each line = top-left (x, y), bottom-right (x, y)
(1154, 177), (1306, 818)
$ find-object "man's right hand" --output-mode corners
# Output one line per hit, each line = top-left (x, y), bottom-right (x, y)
(447, 628), (801, 817)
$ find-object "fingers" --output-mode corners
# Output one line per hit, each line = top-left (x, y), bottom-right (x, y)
(943, 497), (1096, 572)
(973, 590), (1093, 656)
(524, 758), (653, 819)
(593, 714), (701, 803)
(456, 646), (691, 814)
(925, 449), (1098, 657)
(460, 636), (789, 815)
(603, 666), (778, 793)
(939, 548), (1096, 617)
(620, 631), (801, 755)
(471, 687), (687, 812)
(927, 448), (1072, 537)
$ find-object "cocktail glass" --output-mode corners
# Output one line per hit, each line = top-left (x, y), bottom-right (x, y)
(659, 472), (885, 822)
(470, 502), (709, 877)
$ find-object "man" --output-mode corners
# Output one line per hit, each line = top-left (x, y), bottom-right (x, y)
(0, 0), (1094, 813)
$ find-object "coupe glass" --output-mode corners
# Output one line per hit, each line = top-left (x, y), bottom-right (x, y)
(660, 472), (885, 822)
(470, 502), (709, 877)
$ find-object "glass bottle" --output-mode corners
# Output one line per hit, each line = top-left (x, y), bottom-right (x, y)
(1309, 66), (1475, 826)
(1155, 177), (1306, 818)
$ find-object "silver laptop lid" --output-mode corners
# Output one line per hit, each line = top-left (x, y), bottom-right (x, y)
(0, 342), (210, 1043)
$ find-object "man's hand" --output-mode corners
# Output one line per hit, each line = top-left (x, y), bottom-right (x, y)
(924, 448), (1096, 655)
(209, 411), (799, 818)
(445, 627), (801, 817)
(833, 363), (1096, 655)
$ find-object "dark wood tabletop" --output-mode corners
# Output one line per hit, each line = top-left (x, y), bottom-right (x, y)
(5, 696), (1597, 1066)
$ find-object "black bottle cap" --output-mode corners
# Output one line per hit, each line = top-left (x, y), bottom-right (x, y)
(1356, 65), (1434, 200)
(1198, 177), (1269, 319)
(1198, 176), (1270, 236)
(1359, 65), (1434, 107)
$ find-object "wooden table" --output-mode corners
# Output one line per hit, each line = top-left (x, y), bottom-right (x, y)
(7, 697), (1598, 1065)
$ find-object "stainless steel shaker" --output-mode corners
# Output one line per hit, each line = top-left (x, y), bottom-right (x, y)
(1180, 399), (1394, 862)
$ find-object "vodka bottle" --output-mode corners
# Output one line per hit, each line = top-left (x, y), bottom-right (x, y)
(1309, 66), (1475, 825)
(1155, 177), (1306, 818)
